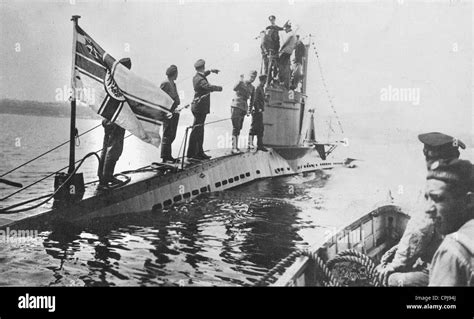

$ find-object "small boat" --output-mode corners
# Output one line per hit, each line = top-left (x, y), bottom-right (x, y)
(256, 204), (410, 286)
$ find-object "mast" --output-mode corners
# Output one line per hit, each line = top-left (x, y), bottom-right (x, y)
(69, 15), (80, 174)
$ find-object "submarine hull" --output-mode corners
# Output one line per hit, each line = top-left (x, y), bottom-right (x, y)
(0, 147), (344, 229)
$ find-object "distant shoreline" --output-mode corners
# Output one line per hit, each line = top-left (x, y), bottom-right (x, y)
(0, 99), (98, 120)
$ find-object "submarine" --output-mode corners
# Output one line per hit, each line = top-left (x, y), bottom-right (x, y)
(0, 17), (349, 229)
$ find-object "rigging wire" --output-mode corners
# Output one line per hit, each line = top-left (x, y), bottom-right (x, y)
(308, 38), (345, 135)
(1, 123), (102, 178)
(0, 133), (133, 202)
(0, 152), (101, 214)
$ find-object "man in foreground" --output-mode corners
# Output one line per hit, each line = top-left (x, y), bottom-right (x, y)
(425, 159), (474, 286)
(378, 132), (466, 286)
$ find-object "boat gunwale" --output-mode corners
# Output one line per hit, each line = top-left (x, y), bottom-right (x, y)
(272, 204), (409, 286)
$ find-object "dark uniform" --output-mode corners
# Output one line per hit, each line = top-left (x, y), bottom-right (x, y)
(231, 79), (255, 136)
(97, 57), (131, 186)
(294, 39), (306, 64)
(160, 65), (180, 162)
(266, 24), (284, 53)
(186, 59), (222, 160)
(382, 132), (466, 286)
(98, 120), (125, 185)
(264, 16), (284, 85)
(249, 75), (267, 151)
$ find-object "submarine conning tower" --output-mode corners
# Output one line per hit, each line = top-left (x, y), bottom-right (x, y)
(262, 42), (311, 147)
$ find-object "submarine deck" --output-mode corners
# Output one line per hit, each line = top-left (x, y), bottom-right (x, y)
(0, 146), (345, 229)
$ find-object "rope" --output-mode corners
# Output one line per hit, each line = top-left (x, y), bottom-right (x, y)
(380, 244), (398, 266)
(254, 250), (302, 286)
(309, 41), (344, 134)
(1, 123), (102, 178)
(255, 248), (386, 287)
(325, 249), (382, 286)
(302, 250), (340, 287)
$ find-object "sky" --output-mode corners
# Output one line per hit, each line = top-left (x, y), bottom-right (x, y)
(0, 0), (472, 139)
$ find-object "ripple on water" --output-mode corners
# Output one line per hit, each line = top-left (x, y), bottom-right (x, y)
(1, 170), (330, 286)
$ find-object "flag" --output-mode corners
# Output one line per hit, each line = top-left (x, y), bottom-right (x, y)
(73, 24), (174, 148)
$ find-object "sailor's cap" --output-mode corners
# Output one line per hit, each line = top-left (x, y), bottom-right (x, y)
(427, 159), (474, 191)
(166, 64), (178, 76)
(194, 59), (205, 69)
(418, 132), (465, 149)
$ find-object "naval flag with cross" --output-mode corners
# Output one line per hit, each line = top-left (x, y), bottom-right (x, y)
(73, 24), (174, 148)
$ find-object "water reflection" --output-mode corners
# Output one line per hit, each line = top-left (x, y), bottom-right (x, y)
(27, 171), (328, 286)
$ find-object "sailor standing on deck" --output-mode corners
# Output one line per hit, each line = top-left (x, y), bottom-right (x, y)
(266, 15), (284, 54)
(97, 57), (131, 188)
(378, 132), (466, 286)
(186, 59), (223, 161)
(231, 70), (257, 154)
(278, 23), (296, 89)
(265, 15), (285, 85)
(248, 74), (268, 152)
(291, 35), (306, 90)
(160, 65), (181, 163)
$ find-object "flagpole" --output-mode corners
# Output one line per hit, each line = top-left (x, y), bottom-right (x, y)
(69, 15), (81, 174)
